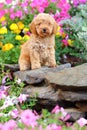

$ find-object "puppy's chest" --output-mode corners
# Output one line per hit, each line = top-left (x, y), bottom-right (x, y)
(37, 44), (48, 51)
(33, 43), (52, 56)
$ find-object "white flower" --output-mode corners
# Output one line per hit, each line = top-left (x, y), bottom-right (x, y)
(16, 78), (22, 84)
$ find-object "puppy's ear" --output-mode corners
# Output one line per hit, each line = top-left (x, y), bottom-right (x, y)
(29, 20), (37, 34)
(52, 21), (58, 35)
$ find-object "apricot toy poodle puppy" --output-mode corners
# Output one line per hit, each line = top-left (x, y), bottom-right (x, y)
(19, 13), (58, 71)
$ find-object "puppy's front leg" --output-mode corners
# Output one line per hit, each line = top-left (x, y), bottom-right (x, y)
(30, 49), (41, 69)
(48, 47), (56, 67)
(19, 53), (30, 71)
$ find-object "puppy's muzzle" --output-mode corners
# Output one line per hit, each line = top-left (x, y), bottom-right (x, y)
(43, 28), (47, 33)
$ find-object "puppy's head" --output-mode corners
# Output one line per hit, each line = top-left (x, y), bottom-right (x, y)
(30, 13), (58, 37)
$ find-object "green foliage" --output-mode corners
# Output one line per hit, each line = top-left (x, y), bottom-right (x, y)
(45, 2), (59, 14)
(20, 98), (37, 110)
(59, 3), (87, 61)
(0, 115), (12, 123)
(0, 31), (17, 45)
(23, 13), (34, 26)
(38, 109), (63, 128)
(0, 46), (20, 64)
(55, 35), (86, 64)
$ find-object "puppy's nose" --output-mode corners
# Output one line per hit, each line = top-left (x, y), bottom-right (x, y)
(43, 28), (46, 33)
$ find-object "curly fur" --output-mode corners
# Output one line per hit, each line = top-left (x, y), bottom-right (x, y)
(19, 13), (58, 70)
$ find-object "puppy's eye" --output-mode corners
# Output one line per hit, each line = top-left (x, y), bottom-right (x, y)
(38, 23), (41, 25)
(48, 22), (51, 25)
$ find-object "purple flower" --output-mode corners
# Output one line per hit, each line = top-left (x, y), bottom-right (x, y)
(2, 76), (8, 85)
(0, 85), (9, 99)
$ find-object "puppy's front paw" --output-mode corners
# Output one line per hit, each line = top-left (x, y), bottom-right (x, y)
(19, 65), (30, 71)
(49, 64), (57, 68)
(31, 63), (41, 70)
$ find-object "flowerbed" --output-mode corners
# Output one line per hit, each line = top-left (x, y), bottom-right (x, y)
(0, 0), (87, 129)
(0, 67), (87, 130)
(0, 0), (87, 64)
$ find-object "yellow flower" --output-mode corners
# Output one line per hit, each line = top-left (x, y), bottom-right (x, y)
(13, 29), (21, 34)
(61, 32), (66, 38)
(23, 27), (29, 33)
(17, 21), (24, 30)
(2, 43), (14, 51)
(56, 25), (61, 36)
(10, 23), (18, 30)
(15, 35), (22, 40)
(56, 32), (61, 36)
(57, 25), (61, 31)
(0, 27), (7, 34)
(0, 16), (6, 22)
(68, 39), (74, 47)
(23, 35), (30, 40)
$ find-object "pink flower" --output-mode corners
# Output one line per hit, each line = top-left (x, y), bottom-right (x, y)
(20, 109), (38, 127)
(18, 94), (29, 103)
(60, 107), (67, 117)
(0, 3), (4, 8)
(72, 0), (87, 6)
(51, 0), (56, 2)
(62, 39), (68, 46)
(10, 13), (16, 20)
(2, 120), (17, 130)
(6, 0), (12, 4)
(30, 0), (49, 13)
(55, 0), (71, 22)
(0, 124), (3, 129)
(10, 109), (19, 118)
(0, 10), (5, 18)
(46, 124), (62, 130)
(16, 10), (23, 18)
(38, 7), (45, 13)
(51, 105), (60, 114)
(77, 118), (87, 127)
(62, 114), (70, 121)
(21, 1), (28, 7)
(9, 8), (14, 13)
